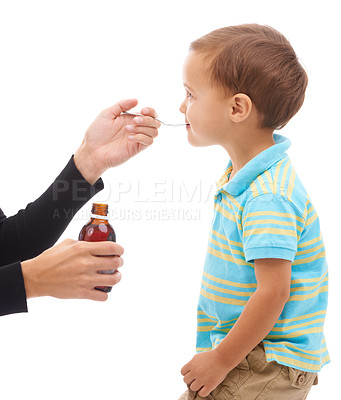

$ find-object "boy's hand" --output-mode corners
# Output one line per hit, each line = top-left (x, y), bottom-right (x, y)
(74, 99), (161, 185)
(181, 349), (231, 397)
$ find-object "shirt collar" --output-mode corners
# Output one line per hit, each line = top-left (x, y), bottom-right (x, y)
(216, 133), (291, 196)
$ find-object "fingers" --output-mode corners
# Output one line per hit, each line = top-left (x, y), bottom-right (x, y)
(79, 270), (122, 301)
(77, 241), (124, 257)
(127, 115), (161, 130)
(85, 289), (109, 302)
(183, 373), (205, 395)
(181, 364), (190, 376)
(141, 107), (158, 119)
(101, 99), (139, 119)
(99, 101), (159, 124)
(127, 134), (154, 146)
(96, 270), (122, 286)
(198, 387), (210, 398)
(126, 114), (160, 145)
(94, 255), (124, 271)
(183, 372), (195, 386)
(126, 124), (159, 138)
(190, 381), (204, 393)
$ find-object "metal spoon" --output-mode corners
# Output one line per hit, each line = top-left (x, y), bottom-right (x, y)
(121, 111), (187, 127)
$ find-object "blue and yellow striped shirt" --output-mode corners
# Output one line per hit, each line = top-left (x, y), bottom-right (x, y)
(196, 133), (330, 372)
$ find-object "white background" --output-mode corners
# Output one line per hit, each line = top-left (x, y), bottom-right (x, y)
(0, 1), (339, 399)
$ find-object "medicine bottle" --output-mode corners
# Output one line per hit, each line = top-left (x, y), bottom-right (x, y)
(78, 203), (116, 293)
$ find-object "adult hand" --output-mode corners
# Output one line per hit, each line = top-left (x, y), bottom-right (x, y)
(74, 99), (161, 185)
(21, 239), (124, 301)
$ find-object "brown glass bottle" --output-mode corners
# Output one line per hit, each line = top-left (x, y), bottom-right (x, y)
(78, 203), (116, 293)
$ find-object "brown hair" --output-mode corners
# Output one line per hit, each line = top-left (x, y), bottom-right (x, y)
(190, 24), (308, 130)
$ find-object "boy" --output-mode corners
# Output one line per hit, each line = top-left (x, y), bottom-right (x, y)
(178, 24), (329, 400)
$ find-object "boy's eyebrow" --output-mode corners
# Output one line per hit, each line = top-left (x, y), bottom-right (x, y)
(183, 83), (196, 93)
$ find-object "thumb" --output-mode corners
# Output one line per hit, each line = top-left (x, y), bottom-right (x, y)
(101, 99), (138, 119)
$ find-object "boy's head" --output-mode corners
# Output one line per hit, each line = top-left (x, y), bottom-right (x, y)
(180, 24), (308, 147)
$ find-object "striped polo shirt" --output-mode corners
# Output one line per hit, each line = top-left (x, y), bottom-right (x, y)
(196, 133), (330, 372)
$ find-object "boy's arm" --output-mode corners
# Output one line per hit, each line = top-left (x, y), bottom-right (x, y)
(181, 258), (292, 398)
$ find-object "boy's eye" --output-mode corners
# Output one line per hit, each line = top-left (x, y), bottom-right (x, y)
(186, 89), (192, 98)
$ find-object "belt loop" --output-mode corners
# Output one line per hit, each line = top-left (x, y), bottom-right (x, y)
(313, 374), (319, 385)
(237, 357), (250, 370)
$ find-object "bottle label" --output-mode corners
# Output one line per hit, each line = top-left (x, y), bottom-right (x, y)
(91, 213), (109, 220)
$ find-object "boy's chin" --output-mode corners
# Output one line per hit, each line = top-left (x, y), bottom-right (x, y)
(187, 133), (210, 147)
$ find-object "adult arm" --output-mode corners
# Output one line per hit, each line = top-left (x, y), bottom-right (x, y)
(0, 99), (160, 265)
(0, 155), (103, 316)
(0, 155), (103, 267)
(0, 261), (27, 316)
(0, 99), (160, 317)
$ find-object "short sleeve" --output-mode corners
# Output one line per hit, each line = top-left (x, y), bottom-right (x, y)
(241, 194), (304, 264)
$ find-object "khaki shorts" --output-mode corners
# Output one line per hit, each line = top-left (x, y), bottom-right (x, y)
(178, 343), (318, 400)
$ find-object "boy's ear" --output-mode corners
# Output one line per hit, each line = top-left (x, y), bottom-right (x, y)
(229, 93), (252, 123)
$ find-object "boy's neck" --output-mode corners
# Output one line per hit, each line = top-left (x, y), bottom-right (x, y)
(221, 126), (276, 181)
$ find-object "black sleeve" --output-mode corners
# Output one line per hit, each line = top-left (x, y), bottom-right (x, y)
(0, 262), (27, 316)
(0, 155), (104, 316)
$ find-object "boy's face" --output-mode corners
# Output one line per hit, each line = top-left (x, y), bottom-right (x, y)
(179, 51), (232, 147)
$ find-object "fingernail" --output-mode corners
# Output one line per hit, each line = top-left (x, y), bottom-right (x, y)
(141, 108), (149, 113)
(126, 125), (134, 131)
(134, 117), (143, 123)
(127, 135), (135, 139)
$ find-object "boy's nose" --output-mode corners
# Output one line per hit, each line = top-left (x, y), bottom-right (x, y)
(179, 99), (186, 114)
